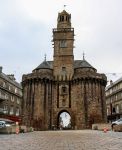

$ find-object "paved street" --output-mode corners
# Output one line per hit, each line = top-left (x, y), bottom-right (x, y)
(0, 130), (122, 150)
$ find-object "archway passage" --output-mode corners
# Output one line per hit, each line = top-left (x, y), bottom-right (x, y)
(58, 111), (71, 130)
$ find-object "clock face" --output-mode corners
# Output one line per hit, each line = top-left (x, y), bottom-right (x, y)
(60, 40), (67, 48)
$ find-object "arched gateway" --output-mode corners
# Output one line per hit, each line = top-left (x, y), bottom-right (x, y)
(57, 110), (72, 129)
(22, 10), (107, 130)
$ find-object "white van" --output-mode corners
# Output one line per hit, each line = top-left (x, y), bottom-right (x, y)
(0, 119), (15, 134)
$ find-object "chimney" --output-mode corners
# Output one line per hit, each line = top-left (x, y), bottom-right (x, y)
(7, 74), (16, 81)
(0, 66), (2, 73)
(110, 80), (113, 85)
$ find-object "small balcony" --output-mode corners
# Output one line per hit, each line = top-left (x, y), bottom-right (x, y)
(53, 28), (74, 32)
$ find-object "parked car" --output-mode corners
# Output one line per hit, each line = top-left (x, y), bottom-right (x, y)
(0, 118), (16, 134)
(111, 118), (122, 130)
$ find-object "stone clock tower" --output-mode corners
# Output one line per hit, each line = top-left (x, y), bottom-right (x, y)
(53, 10), (74, 81)
(22, 10), (107, 130)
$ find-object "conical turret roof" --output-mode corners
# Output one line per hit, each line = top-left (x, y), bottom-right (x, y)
(74, 59), (96, 71)
(34, 60), (52, 70)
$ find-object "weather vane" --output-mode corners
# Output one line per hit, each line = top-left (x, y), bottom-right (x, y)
(64, 5), (67, 10)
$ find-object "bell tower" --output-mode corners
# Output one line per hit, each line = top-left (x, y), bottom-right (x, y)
(53, 10), (74, 80)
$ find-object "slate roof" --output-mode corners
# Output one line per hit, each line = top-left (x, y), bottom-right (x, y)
(34, 60), (53, 70)
(74, 60), (96, 70)
(34, 59), (95, 70)
(0, 72), (22, 89)
(60, 10), (70, 15)
(106, 77), (122, 90)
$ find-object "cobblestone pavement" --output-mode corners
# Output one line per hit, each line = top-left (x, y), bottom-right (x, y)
(0, 130), (122, 150)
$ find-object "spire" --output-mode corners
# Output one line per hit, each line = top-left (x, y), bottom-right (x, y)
(44, 54), (46, 61)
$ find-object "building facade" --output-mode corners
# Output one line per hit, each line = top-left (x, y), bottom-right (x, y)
(106, 79), (122, 122)
(0, 67), (22, 123)
(22, 10), (107, 130)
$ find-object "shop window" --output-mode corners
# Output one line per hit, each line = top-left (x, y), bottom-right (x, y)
(10, 107), (14, 115)
(3, 105), (8, 114)
(16, 108), (19, 116)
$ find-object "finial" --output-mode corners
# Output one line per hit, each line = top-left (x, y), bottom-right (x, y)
(44, 54), (46, 61)
(83, 51), (85, 60)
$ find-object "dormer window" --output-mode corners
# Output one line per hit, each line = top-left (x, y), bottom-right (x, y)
(60, 40), (67, 48)
(10, 106), (14, 115)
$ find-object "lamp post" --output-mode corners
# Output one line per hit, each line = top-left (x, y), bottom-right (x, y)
(110, 98), (112, 122)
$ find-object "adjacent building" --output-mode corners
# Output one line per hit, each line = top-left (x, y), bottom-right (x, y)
(0, 66), (22, 123)
(22, 10), (107, 130)
(106, 78), (122, 122)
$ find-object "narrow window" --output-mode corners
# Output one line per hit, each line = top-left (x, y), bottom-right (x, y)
(62, 99), (66, 106)
(62, 86), (67, 94)
(3, 82), (6, 88)
(15, 88), (17, 93)
(60, 40), (67, 48)
(61, 16), (64, 21)
(62, 67), (66, 72)
(112, 107), (116, 113)
(11, 96), (14, 102)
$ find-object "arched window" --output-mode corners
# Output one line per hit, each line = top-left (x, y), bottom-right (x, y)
(61, 16), (64, 21)
(60, 15), (64, 22)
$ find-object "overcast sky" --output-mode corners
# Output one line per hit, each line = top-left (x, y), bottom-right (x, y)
(0, 0), (122, 84)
